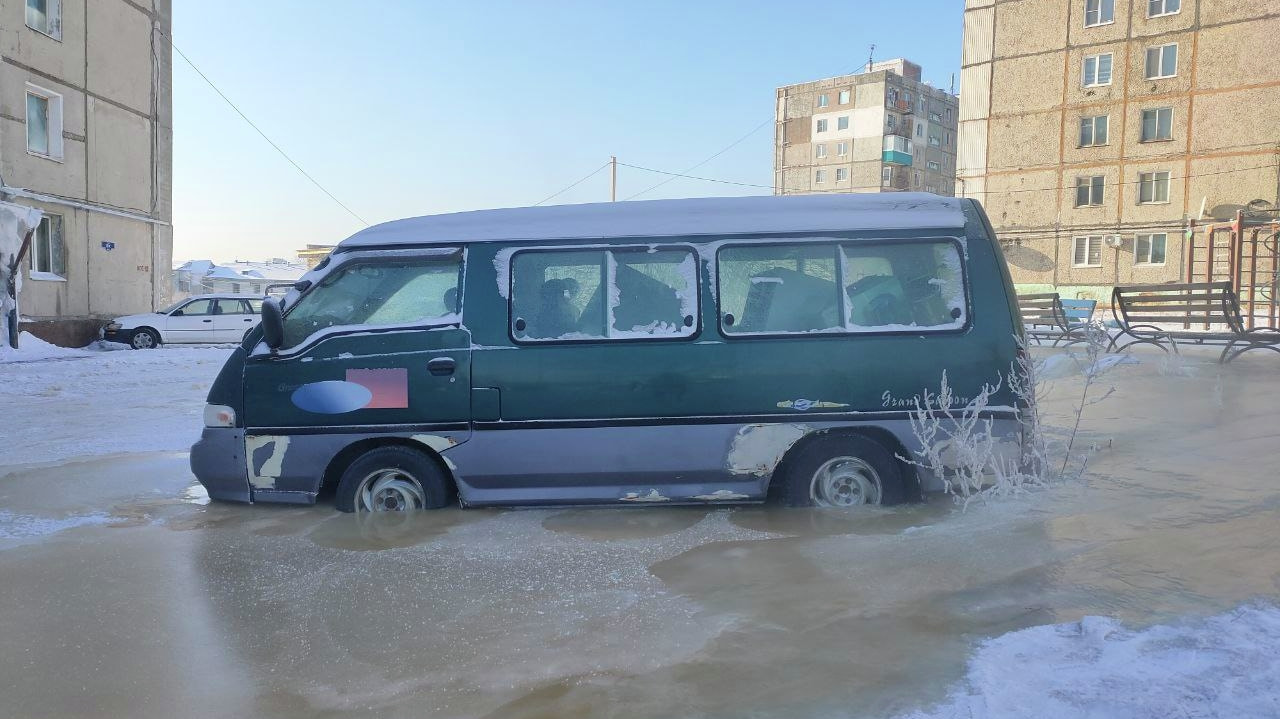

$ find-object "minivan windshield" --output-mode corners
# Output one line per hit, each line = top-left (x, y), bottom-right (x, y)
(281, 256), (462, 348)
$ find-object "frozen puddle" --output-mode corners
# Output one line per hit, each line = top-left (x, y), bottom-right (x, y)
(0, 510), (110, 539)
(904, 604), (1280, 719)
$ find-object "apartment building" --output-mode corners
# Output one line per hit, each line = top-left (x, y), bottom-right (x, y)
(959, 0), (1280, 297)
(775, 59), (959, 197)
(1, 0), (173, 346)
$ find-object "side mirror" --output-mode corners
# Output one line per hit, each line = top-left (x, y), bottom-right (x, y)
(261, 297), (285, 351)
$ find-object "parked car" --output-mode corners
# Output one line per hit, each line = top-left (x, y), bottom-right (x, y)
(102, 294), (264, 349)
(191, 193), (1025, 512)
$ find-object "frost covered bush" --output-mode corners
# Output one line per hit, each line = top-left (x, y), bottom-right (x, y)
(900, 323), (1118, 506)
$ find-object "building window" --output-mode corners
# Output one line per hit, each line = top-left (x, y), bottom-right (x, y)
(27, 214), (65, 277)
(25, 0), (61, 39)
(25, 84), (63, 160)
(1073, 236), (1104, 267)
(251, 284), (262, 294)
(1079, 115), (1109, 146)
(927, 160), (941, 171)
(944, 132), (951, 146)
(815, 144), (827, 159)
(916, 122), (923, 137)
(928, 135), (941, 147)
(815, 169), (826, 184)
(1075, 176), (1105, 207)
(1145, 44), (1178, 79)
(1140, 107), (1173, 142)
(945, 108), (952, 121)
(818, 93), (829, 108)
(904, 91), (913, 105)
(1138, 171), (1171, 203)
(887, 88), (898, 105)
(928, 112), (942, 123)
(1084, 0), (1115, 26)
(1083, 53), (1114, 87)
(837, 141), (848, 156)
(886, 115), (896, 130)
(837, 116), (849, 131)
(1135, 233), (1167, 265)
(835, 168), (848, 182)
(231, 283), (241, 294)
(881, 167), (892, 186)
(838, 89), (850, 104)
(1148, 0), (1180, 17)
(925, 185), (937, 193)
(816, 119), (828, 133)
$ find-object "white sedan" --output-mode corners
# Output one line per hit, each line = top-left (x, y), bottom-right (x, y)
(102, 294), (264, 349)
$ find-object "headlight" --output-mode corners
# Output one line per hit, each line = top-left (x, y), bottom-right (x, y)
(203, 404), (236, 428)
(105, 322), (121, 331)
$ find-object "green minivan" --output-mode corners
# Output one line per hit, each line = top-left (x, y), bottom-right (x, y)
(191, 193), (1025, 512)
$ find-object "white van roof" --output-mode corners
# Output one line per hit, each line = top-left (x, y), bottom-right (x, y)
(337, 193), (968, 249)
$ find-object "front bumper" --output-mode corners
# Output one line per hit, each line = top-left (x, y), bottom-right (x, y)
(190, 427), (251, 503)
(100, 327), (134, 345)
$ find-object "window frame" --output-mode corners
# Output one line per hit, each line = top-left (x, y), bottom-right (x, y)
(815, 169), (826, 184)
(507, 244), (702, 345)
(1075, 175), (1106, 207)
(1079, 114), (1109, 147)
(815, 144), (827, 159)
(25, 0), (61, 40)
(817, 93), (829, 108)
(27, 213), (66, 280)
(277, 248), (466, 355)
(1140, 107), (1174, 142)
(835, 168), (848, 182)
(1145, 43), (1178, 80)
(838, 89), (851, 105)
(836, 141), (848, 157)
(1148, 0), (1180, 18)
(24, 83), (64, 161)
(836, 116), (849, 131)
(1134, 233), (1168, 265)
(713, 236), (971, 340)
(1082, 53), (1114, 88)
(1138, 170), (1172, 204)
(1072, 236), (1105, 268)
(1084, 0), (1115, 27)
(816, 118), (828, 133)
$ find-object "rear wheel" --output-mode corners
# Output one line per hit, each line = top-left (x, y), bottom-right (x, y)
(781, 435), (907, 507)
(334, 446), (452, 513)
(130, 328), (160, 350)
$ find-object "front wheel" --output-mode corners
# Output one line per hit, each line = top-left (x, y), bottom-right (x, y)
(130, 328), (160, 350)
(334, 446), (453, 513)
(781, 435), (907, 507)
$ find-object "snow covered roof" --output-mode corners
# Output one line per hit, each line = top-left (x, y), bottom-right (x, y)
(337, 193), (970, 249)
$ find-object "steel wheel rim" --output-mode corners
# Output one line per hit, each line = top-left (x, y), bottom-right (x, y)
(356, 468), (426, 512)
(809, 457), (881, 507)
(133, 332), (153, 349)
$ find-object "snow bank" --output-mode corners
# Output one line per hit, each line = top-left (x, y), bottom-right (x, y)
(0, 331), (93, 362)
(902, 604), (1280, 719)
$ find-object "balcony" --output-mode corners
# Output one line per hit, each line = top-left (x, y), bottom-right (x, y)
(882, 135), (913, 166)
(892, 99), (912, 113)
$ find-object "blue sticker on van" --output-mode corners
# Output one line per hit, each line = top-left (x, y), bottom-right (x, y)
(291, 381), (373, 414)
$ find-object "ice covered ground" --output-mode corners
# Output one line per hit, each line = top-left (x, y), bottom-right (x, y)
(1, 341), (1279, 718)
(1, 333), (233, 467)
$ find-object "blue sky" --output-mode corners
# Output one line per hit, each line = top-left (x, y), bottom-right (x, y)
(173, 1), (965, 261)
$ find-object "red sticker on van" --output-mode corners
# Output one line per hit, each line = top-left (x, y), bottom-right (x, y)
(345, 368), (409, 409)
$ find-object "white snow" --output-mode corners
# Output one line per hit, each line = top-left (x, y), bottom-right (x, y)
(0, 332), (94, 362)
(0, 343), (234, 468)
(901, 604), (1280, 719)
(339, 193), (967, 248)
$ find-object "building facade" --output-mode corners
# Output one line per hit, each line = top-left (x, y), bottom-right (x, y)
(775, 59), (959, 197)
(173, 258), (307, 301)
(1, 0), (173, 346)
(959, 0), (1280, 298)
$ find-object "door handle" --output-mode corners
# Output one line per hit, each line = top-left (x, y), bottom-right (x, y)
(202, 319), (213, 323)
(427, 357), (456, 376)
(244, 318), (254, 322)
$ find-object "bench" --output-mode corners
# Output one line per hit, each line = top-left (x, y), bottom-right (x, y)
(1018, 293), (1096, 346)
(1109, 281), (1280, 363)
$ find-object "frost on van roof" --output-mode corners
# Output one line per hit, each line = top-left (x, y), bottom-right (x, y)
(337, 193), (968, 249)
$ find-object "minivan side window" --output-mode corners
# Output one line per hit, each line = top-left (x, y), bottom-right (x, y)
(282, 256), (462, 349)
(716, 240), (966, 335)
(511, 247), (698, 341)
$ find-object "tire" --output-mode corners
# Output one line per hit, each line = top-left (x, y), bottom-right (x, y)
(780, 434), (907, 508)
(130, 328), (160, 350)
(334, 445), (453, 513)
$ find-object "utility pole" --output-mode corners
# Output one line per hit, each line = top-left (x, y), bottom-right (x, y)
(610, 156), (617, 202)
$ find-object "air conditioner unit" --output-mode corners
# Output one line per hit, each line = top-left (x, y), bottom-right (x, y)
(1104, 235), (1123, 248)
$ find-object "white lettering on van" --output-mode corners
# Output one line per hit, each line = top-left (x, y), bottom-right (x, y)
(726, 424), (809, 476)
(245, 435), (291, 489)
(882, 391), (972, 408)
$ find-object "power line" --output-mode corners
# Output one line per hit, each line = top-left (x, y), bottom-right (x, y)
(163, 33), (369, 227)
(532, 161), (613, 206)
(623, 119), (773, 201)
(617, 162), (774, 190)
